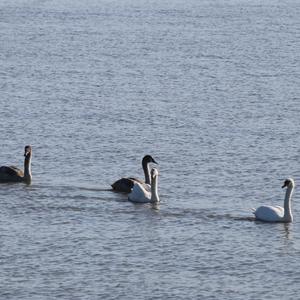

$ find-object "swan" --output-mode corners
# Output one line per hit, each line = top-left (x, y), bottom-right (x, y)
(111, 155), (157, 193)
(0, 145), (32, 184)
(128, 168), (160, 203)
(253, 178), (295, 223)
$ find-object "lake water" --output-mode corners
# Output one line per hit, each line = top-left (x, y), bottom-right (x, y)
(1, 0), (300, 299)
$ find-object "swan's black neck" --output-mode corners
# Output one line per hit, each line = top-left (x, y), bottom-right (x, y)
(142, 160), (150, 184)
(24, 154), (32, 183)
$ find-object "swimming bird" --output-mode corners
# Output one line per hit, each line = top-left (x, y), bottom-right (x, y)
(128, 168), (160, 203)
(111, 155), (157, 193)
(253, 178), (295, 223)
(0, 145), (32, 184)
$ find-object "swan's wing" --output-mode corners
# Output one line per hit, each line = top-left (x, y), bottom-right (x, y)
(0, 166), (23, 177)
(0, 165), (23, 182)
(274, 206), (284, 214)
(128, 177), (144, 184)
(111, 178), (135, 193)
(141, 183), (151, 192)
(128, 182), (151, 203)
(254, 205), (284, 222)
(111, 177), (145, 193)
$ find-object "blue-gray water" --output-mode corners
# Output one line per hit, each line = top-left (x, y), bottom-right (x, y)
(1, 0), (300, 299)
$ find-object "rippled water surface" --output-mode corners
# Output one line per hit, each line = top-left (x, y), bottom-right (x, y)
(1, 0), (300, 299)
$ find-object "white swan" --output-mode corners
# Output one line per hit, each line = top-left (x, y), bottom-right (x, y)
(253, 178), (295, 223)
(0, 145), (32, 184)
(111, 155), (157, 193)
(128, 168), (160, 203)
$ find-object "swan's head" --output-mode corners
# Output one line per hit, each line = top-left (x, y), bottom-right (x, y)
(282, 178), (295, 189)
(24, 145), (32, 157)
(143, 155), (158, 165)
(150, 168), (159, 179)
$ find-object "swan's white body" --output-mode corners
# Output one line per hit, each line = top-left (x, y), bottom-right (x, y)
(254, 206), (285, 222)
(128, 168), (159, 203)
(253, 178), (295, 223)
(128, 183), (151, 203)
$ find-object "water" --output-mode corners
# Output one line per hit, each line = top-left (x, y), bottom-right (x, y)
(1, 0), (300, 298)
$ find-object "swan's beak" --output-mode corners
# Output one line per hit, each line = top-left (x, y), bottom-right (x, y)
(152, 159), (158, 164)
(282, 182), (287, 188)
(24, 149), (31, 157)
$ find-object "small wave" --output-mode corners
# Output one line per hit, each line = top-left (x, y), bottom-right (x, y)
(150, 208), (256, 222)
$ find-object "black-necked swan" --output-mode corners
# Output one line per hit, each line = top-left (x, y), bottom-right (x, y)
(253, 178), (295, 223)
(128, 168), (159, 203)
(111, 155), (157, 193)
(0, 145), (32, 184)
